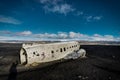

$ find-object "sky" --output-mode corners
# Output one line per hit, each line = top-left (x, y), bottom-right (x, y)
(0, 0), (120, 41)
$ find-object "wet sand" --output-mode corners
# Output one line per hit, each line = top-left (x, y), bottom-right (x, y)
(0, 43), (120, 80)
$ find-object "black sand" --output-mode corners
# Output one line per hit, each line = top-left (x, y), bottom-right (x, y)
(0, 43), (120, 80)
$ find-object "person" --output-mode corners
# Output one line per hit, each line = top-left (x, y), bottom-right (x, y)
(7, 61), (18, 80)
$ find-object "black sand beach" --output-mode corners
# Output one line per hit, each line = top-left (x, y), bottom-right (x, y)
(0, 43), (120, 80)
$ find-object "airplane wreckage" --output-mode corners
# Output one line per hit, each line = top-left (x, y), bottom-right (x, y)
(20, 41), (86, 65)
(0, 41), (86, 75)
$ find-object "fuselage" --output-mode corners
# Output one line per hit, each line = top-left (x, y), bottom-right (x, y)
(20, 41), (80, 65)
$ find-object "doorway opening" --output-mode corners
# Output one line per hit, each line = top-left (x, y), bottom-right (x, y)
(20, 48), (28, 65)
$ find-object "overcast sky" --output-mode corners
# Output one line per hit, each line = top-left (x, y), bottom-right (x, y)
(0, 0), (120, 41)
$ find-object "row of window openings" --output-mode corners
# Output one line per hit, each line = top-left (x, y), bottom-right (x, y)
(51, 45), (78, 53)
(32, 45), (78, 55)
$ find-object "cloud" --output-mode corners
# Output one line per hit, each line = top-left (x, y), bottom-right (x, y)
(69, 31), (84, 38)
(34, 32), (68, 39)
(0, 30), (120, 41)
(16, 31), (32, 36)
(34, 32), (119, 41)
(34, 33), (57, 38)
(91, 34), (116, 41)
(0, 30), (32, 37)
(93, 16), (102, 20)
(40, 0), (75, 15)
(40, 0), (61, 4)
(86, 16), (102, 22)
(0, 36), (9, 40)
(0, 15), (21, 24)
(0, 31), (33, 40)
(75, 11), (84, 16)
(0, 30), (11, 34)
(40, 0), (49, 4)
(86, 16), (92, 22)
(58, 32), (68, 38)
(0, 35), (19, 40)
(39, 0), (103, 23)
